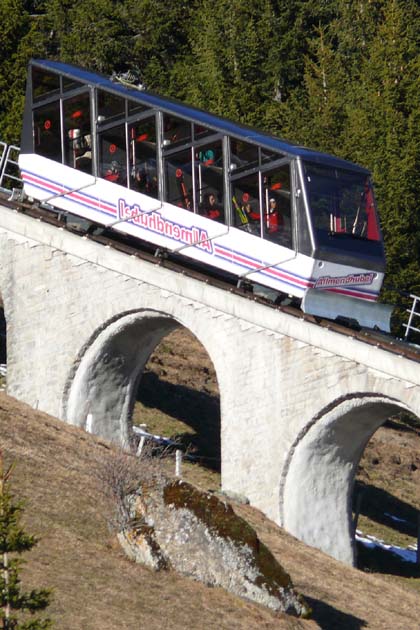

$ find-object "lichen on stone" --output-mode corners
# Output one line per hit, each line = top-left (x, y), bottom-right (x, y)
(119, 477), (310, 618)
(163, 480), (292, 594)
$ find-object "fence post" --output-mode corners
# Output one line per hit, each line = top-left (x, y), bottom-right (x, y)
(86, 413), (93, 433)
(136, 424), (148, 457)
(136, 436), (146, 457)
(353, 490), (364, 535)
(175, 450), (182, 477)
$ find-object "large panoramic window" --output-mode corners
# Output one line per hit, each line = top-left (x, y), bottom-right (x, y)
(262, 164), (293, 248)
(231, 162), (293, 247)
(97, 90), (125, 126)
(194, 140), (224, 223)
(304, 163), (381, 243)
(32, 67), (60, 103)
(162, 136), (225, 223)
(163, 147), (193, 210)
(63, 93), (92, 173)
(230, 140), (259, 173)
(33, 102), (62, 162)
(129, 116), (158, 199)
(162, 114), (192, 148)
(232, 172), (261, 235)
(98, 124), (127, 184)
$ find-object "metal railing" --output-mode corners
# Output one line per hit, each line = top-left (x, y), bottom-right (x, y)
(0, 141), (7, 178)
(0, 142), (22, 192)
(403, 294), (420, 342)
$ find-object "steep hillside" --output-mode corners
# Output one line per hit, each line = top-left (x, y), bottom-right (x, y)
(1, 392), (420, 629)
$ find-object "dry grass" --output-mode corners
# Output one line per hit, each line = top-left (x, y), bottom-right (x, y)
(1, 392), (420, 629)
(0, 392), (315, 630)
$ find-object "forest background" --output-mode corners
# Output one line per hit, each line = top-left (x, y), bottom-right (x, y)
(0, 0), (419, 315)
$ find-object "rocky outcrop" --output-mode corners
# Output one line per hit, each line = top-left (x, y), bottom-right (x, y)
(118, 478), (310, 618)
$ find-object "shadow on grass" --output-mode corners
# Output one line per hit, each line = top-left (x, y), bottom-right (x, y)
(384, 416), (420, 435)
(353, 480), (419, 538)
(137, 371), (221, 471)
(353, 480), (420, 578)
(304, 596), (367, 629)
(356, 541), (420, 577)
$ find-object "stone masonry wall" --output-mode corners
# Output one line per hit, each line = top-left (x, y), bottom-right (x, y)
(2, 205), (420, 563)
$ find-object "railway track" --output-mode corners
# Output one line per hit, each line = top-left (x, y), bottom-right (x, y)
(1, 189), (419, 364)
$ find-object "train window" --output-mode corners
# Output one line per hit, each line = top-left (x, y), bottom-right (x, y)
(129, 117), (158, 199)
(304, 163), (381, 243)
(295, 171), (312, 256)
(63, 93), (92, 173)
(98, 124), (127, 184)
(163, 148), (193, 210)
(230, 140), (259, 173)
(62, 76), (84, 92)
(163, 114), (192, 147)
(195, 140), (224, 223)
(32, 67), (60, 103)
(128, 99), (149, 116)
(193, 124), (217, 142)
(97, 90), (125, 126)
(232, 173), (261, 235)
(261, 148), (284, 165)
(262, 164), (293, 248)
(33, 102), (62, 162)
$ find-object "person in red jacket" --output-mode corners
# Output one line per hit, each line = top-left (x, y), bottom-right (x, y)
(265, 197), (283, 233)
(203, 193), (224, 222)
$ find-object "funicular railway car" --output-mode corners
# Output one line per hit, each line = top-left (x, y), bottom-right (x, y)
(19, 59), (392, 330)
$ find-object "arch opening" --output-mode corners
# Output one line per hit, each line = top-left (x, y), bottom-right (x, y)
(354, 410), (420, 576)
(281, 395), (408, 566)
(134, 326), (221, 472)
(64, 310), (221, 473)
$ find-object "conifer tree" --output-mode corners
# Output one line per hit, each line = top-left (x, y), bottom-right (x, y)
(0, 0), (44, 143)
(125, 0), (196, 93)
(0, 454), (52, 630)
(342, 0), (420, 302)
(277, 22), (347, 153)
(179, 0), (282, 125)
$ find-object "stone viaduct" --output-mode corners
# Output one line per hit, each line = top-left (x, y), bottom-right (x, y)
(1, 202), (419, 566)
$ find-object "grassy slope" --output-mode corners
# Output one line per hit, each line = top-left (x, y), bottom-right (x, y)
(1, 392), (420, 630)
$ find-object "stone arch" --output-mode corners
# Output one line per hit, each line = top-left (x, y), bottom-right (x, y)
(280, 394), (413, 566)
(63, 309), (220, 450)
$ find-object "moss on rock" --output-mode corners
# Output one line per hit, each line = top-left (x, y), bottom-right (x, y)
(121, 477), (310, 617)
(163, 480), (293, 594)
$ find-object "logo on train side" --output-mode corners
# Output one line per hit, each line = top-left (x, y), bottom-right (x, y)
(314, 272), (376, 289)
(118, 199), (213, 254)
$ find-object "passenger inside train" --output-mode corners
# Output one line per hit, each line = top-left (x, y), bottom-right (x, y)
(200, 192), (224, 222)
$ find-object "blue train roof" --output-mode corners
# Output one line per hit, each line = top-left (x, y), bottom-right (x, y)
(32, 59), (369, 175)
